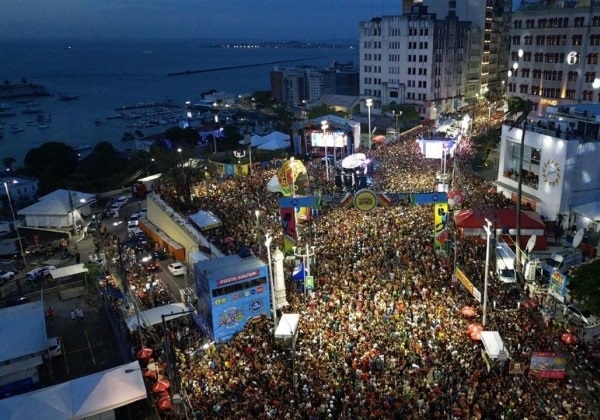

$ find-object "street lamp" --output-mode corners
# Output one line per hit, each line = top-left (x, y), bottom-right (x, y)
(321, 120), (329, 182)
(292, 243), (316, 303)
(3, 180), (26, 293)
(483, 218), (492, 327)
(366, 98), (373, 149)
(264, 233), (278, 329)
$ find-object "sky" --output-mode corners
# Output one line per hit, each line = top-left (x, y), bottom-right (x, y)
(2, 0), (401, 41)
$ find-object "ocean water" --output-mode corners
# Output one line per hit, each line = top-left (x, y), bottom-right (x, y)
(0, 39), (358, 166)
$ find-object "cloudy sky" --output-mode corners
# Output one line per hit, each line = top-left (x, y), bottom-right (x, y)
(3, 0), (400, 41)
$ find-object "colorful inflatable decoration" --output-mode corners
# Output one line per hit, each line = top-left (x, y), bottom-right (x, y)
(274, 159), (309, 197)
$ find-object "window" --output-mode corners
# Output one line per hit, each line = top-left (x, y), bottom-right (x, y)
(575, 17), (585, 27)
(572, 35), (583, 46)
(568, 71), (578, 82)
(585, 72), (597, 83)
(587, 54), (598, 65)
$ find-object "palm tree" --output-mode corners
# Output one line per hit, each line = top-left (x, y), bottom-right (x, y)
(505, 96), (534, 275)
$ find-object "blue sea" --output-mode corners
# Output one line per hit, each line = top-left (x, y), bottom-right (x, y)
(0, 39), (358, 166)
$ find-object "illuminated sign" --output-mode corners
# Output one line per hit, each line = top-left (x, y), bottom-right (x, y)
(216, 270), (260, 287)
(354, 189), (378, 211)
(540, 98), (558, 106)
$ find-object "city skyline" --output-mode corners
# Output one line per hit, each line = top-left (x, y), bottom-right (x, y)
(3, 0), (398, 41)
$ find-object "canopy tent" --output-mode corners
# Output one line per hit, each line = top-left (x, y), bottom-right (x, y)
(189, 251), (210, 264)
(189, 210), (222, 231)
(261, 131), (289, 142)
(455, 209), (545, 230)
(480, 331), (509, 360)
(0, 301), (46, 364)
(125, 303), (189, 331)
(0, 361), (146, 419)
(274, 313), (300, 339)
(250, 134), (269, 147)
(49, 263), (88, 280)
(257, 137), (290, 151)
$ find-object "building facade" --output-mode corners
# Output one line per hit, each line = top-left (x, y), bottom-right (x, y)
(495, 104), (600, 226)
(359, 4), (481, 118)
(508, 0), (600, 115)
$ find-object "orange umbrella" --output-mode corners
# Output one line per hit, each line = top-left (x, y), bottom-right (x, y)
(561, 333), (577, 345)
(461, 306), (477, 318)
(470, 330), (482, 341)
(136, 347), (153, 360)
(152, 378), (171, 393)
(156, 395), (172, 412)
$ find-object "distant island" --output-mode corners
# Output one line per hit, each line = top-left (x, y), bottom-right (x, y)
(205, 40), (357, 50)
(0, 83), (49, 99)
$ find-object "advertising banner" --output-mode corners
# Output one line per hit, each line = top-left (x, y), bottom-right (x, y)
(434, 202), (449, 249)
(548, 270), (568, 302)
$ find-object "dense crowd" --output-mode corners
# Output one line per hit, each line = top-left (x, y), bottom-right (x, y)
(145, 127), (597, 418)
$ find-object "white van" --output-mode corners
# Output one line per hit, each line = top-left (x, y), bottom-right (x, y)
(495, 242), (516, 283)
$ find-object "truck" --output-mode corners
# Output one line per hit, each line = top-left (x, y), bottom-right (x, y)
(495, 241), (517, 283)
(132, 173), (162, 198)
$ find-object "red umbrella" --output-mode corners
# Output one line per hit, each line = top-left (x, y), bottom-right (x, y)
(152, 378), (171, 393)
(461, 306), (477, 318)
(136, 348), (153, 360)
(561, 333), (578, 345)
(466, 323), (483, 335)
(156, 395), (172, 412)
(223, 236), (235, 244)
(470, 330), (482, 341)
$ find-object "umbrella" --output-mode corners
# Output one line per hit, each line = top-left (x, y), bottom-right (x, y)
(561, 333), (577, 345)
(223, 236), (235, 244)
(461, 306), (477, 318)
(156, 395), (172, 412)
(466, 323), (483, 335)
(152, 378), (171, 393)
(136, 347), (153, 360)
(470, 330), (482, 341)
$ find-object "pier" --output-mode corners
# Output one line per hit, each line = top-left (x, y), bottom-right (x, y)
(167, 56), (324, 77)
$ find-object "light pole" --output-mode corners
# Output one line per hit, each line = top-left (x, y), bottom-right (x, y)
(483, 218), (492, 327)
(366, 98), (373, 149)
(321, 120), (329, 182)
(292, 243), (316, 303)
(3, 181), (26, 293)
(264, 233), (278, 330)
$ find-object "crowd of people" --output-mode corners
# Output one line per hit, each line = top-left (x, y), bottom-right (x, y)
(138, 125), (598, 418)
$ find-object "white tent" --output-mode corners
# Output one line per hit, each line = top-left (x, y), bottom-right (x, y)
(0, 361), (147, 419)
(257, 137), (290, 151)
(261, 131), (289, 142)
(480, 331), (509, 360)
(189, 210), (222, 231)
(250, 134), (269, 147)
(275, 313), (300, 339)
(125, 302), (190, 331)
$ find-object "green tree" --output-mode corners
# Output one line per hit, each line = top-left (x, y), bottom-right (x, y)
(77, 142), (132, 191)
(121, 132), (135, 142)
(251, 90), (273, 110)
(24, 142), (78, 194)
(505, 96), (533, 271)
(568, 260), (600, 314)
(306, 104), (347, 120)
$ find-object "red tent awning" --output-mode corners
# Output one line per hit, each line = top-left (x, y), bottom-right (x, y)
(454, 209), (545, 230)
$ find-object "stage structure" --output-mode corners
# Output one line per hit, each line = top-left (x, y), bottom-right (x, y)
(292, 114), (361, 157)
(193, 254), (270, 342)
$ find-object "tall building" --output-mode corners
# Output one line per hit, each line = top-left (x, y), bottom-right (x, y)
(270, 63), (359, 107)
(420, 0), (513, 97)
(359, 4), (481, 118)
(507, 0), (600, 115)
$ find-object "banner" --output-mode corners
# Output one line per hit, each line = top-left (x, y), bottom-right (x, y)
(434, 202), (448, 249)
(529, 352), (566, 379)
(548, 270), (568, 302)
(280, 207), (298, 252)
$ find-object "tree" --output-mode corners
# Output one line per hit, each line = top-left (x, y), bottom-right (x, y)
(24, 142), (78, 194)
(505, 96), (533, 274)
(306, 104), (347, 120)
(2, 157), (16, 171)
(251, 90), (273, 110)
(121, 131), (135, 142)
(568, 260), (600, 314)
(77, 142), (132, 192)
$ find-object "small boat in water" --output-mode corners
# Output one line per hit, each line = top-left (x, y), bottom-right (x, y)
(9, 126), (24, 133)
(59, 94), (79, 101)
(38, 124), (50, 129)
(22, 106), (42, 114)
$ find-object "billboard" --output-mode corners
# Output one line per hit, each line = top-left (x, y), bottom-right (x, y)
(310, 131), (347, 148)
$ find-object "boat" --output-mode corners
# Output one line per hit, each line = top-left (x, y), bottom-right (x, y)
(38, 124), (50, 129)
(59, 94), (79, 101)
(9, 126), (24, 133)
(22, 106), (42, 114)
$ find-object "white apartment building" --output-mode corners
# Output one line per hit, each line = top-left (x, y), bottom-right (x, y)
(508, 0), (600, 116)
(495, 104), (600, 226)
(359, 4), (481, 118)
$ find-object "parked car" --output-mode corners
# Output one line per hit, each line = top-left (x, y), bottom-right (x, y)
(0, 270), (16, 284)
(26, 265), (57, 283)
(565, 304), (600, 327)
(151, 249), (169, 261)
(45, 336), (62, 359)
(128, 212), (141, 226)
(168, 262), (187, 276)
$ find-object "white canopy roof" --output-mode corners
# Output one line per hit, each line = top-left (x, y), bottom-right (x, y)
(49, 263), (89, 280)
(480, 331), (509, 360)
(275, 313), (300, 339)
(189, 210), (222, 231)
(125, 302), (189, 331)
(189, 251), (210, 263)
(0, 301), (46, 363)
(0, 361), (147, 419)
(250, 134), (269, 147)
(257, 137), (290, 151)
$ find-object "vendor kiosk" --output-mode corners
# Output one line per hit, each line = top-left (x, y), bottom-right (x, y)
(194, 254), (269, 342)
